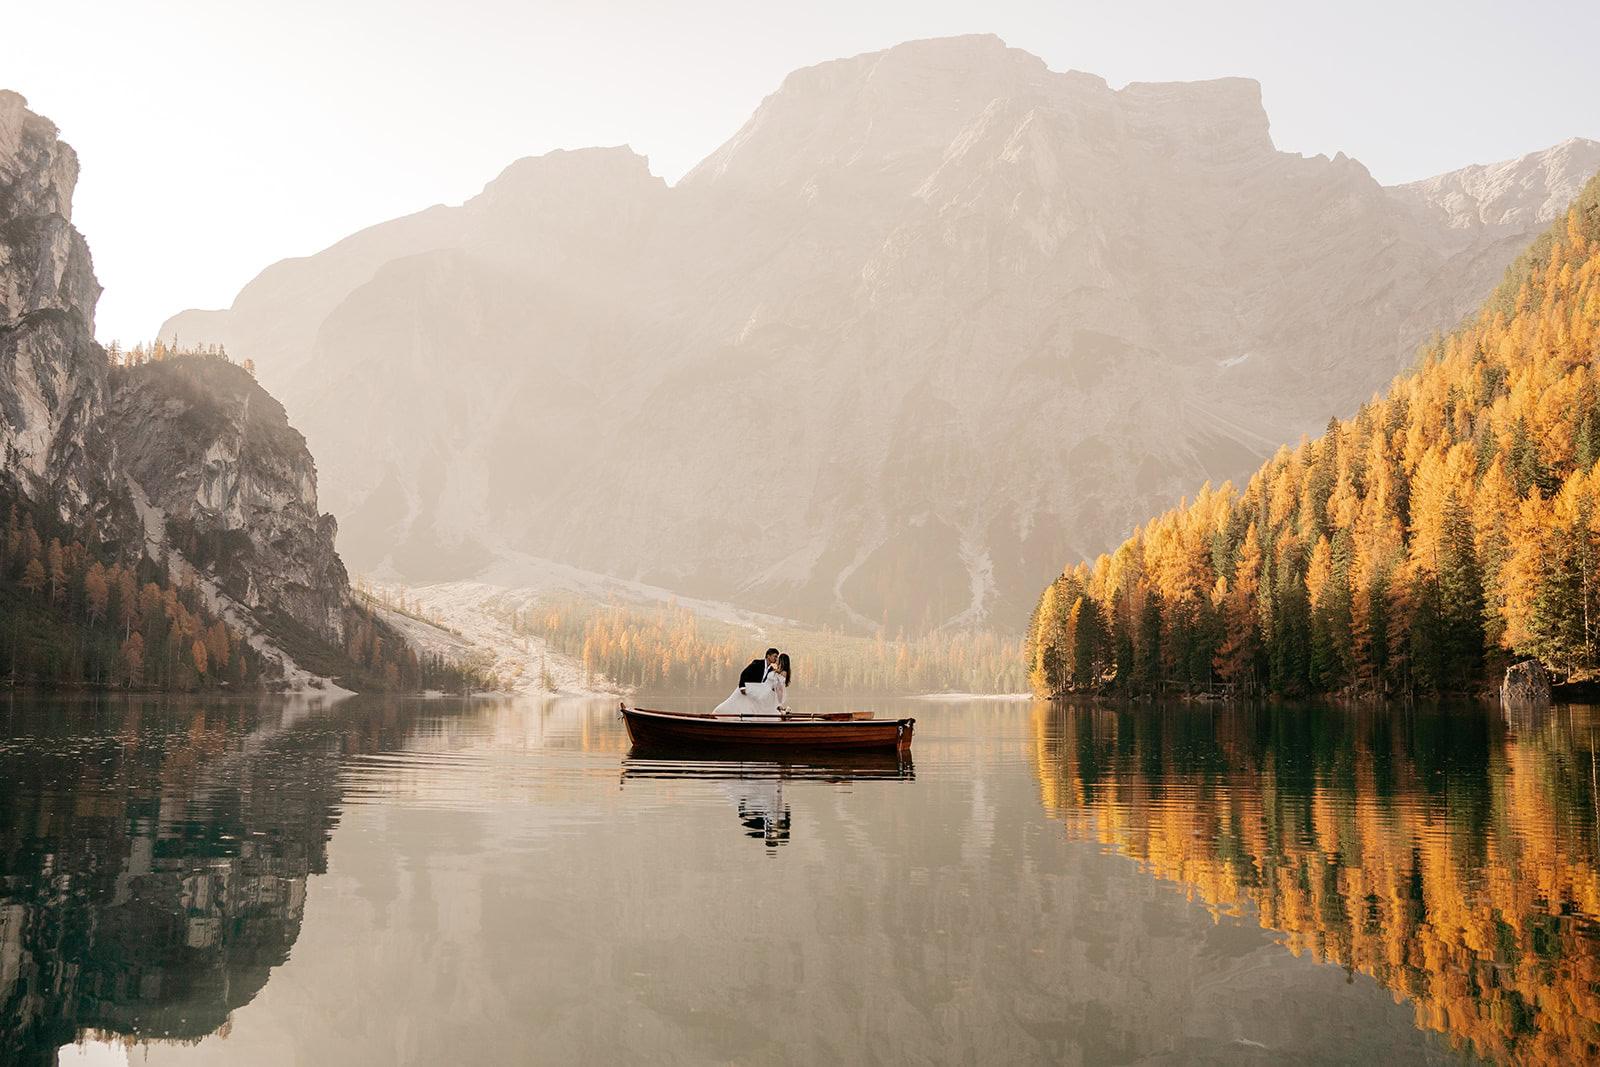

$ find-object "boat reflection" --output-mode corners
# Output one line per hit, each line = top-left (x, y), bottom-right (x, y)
(621, 747), (915, 782)
(621, 748), (915, 848)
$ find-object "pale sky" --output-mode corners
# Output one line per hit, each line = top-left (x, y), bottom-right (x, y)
(4, 0), (1597, 345)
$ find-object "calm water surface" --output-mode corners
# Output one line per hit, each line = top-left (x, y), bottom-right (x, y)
(6, 694), (1599, 1065)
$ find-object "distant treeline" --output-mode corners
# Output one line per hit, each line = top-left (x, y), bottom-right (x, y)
(1027, 173), (1600, 700)
(292, 597), (478, 694)
(105, 336), (255, 377)
(507, 595), (1027, 695)
(343, 586), (491, 694)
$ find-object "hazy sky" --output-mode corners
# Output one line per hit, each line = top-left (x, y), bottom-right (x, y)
(5, 0), (1598, 345)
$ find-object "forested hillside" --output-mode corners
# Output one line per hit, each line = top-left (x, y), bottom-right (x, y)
(0, 476), (473, 693)
(1028, 172), (1600, 698)
(0, 483), (262, 689)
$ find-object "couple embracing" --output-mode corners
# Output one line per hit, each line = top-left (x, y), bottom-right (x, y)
(714, 647), (791, 717)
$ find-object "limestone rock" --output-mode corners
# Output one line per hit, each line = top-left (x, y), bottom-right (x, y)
(1501, 659), (1552, 709)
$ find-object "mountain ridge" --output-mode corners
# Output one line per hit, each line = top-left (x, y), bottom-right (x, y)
(156, 37), (1600, 632)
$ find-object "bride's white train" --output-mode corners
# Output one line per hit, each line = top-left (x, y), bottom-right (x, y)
(713, 672), (786, 716)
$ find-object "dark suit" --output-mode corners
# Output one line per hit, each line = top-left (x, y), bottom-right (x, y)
(739, 658), (770, 687)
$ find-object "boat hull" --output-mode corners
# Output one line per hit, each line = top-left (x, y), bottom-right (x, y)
(621, 706), (914, 751)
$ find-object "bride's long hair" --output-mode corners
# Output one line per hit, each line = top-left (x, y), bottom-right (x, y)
(777, 652), (792, 685)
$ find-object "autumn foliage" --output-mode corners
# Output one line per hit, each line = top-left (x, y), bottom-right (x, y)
(1028, 173), (1600, 698)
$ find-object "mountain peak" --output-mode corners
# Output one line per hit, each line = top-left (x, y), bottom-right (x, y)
(771, 33), (1037, 96)
(681, 39), (1278, 193)
(1387, 137), (1600, 230)
(682, 35), (1057, 192)
(1114, 76), (1272, 161)
(471, 146), (663, 209)
(0, 88), (78, 222)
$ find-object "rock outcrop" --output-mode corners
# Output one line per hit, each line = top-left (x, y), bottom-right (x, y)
(158, 36), (1600, 629)
(0, 91), (350, 681)
(107, 356), (347, 643)
(1501, 659), (1552, 710)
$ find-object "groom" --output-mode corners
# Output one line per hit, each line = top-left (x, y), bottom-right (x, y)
(739, 648), (780, 694)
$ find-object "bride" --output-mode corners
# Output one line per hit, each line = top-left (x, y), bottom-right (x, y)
(714, 653), (790, 716)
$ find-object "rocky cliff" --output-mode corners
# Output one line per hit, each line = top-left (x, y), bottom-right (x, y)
(0, 90), (127, 534)
(107, 355), (347, 643)
(159, 36), (1600, 630)
(0, 91), (349, 681)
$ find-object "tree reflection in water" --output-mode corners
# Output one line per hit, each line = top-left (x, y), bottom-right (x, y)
(1031, 700), (1600, 1065)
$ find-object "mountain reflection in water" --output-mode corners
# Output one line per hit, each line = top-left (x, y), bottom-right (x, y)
(8, 694), (1592, 1064)
(0, 694), (412, 1067)
(1031, 701), (1600, 1066)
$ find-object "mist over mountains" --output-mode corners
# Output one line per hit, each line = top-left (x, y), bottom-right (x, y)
(161, 35), (1600, 632)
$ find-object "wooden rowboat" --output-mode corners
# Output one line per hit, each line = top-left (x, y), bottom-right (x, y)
(620, 704), (915, 752)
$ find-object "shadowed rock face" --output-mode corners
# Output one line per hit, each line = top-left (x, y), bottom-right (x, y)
(0, 91), (349, 658)
(159, 36), (1600, 630)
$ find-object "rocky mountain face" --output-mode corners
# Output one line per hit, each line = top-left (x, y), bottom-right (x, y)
(0, 90), (126, 535)
(107, 356), (348, 642)
(0, 92), (347, 674)
(1386, 137), (1600, 231)
(159, 36), (1600, 631)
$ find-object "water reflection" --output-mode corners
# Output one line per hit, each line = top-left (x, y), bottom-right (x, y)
(12, 692), (1569, 1064)
(621, 750), (915, 847)
(0, 694), (416, 1067)
(1031, 700), (1600, 1065)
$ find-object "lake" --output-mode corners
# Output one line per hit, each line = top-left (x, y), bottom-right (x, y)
(5, 693), (1597, 1065)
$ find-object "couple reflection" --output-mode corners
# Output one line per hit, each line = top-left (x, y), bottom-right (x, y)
(621, 748), (914, 848)
(730, 776), (791, 846)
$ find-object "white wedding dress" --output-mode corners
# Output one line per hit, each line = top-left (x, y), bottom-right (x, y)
(713, 670), (786, 716)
